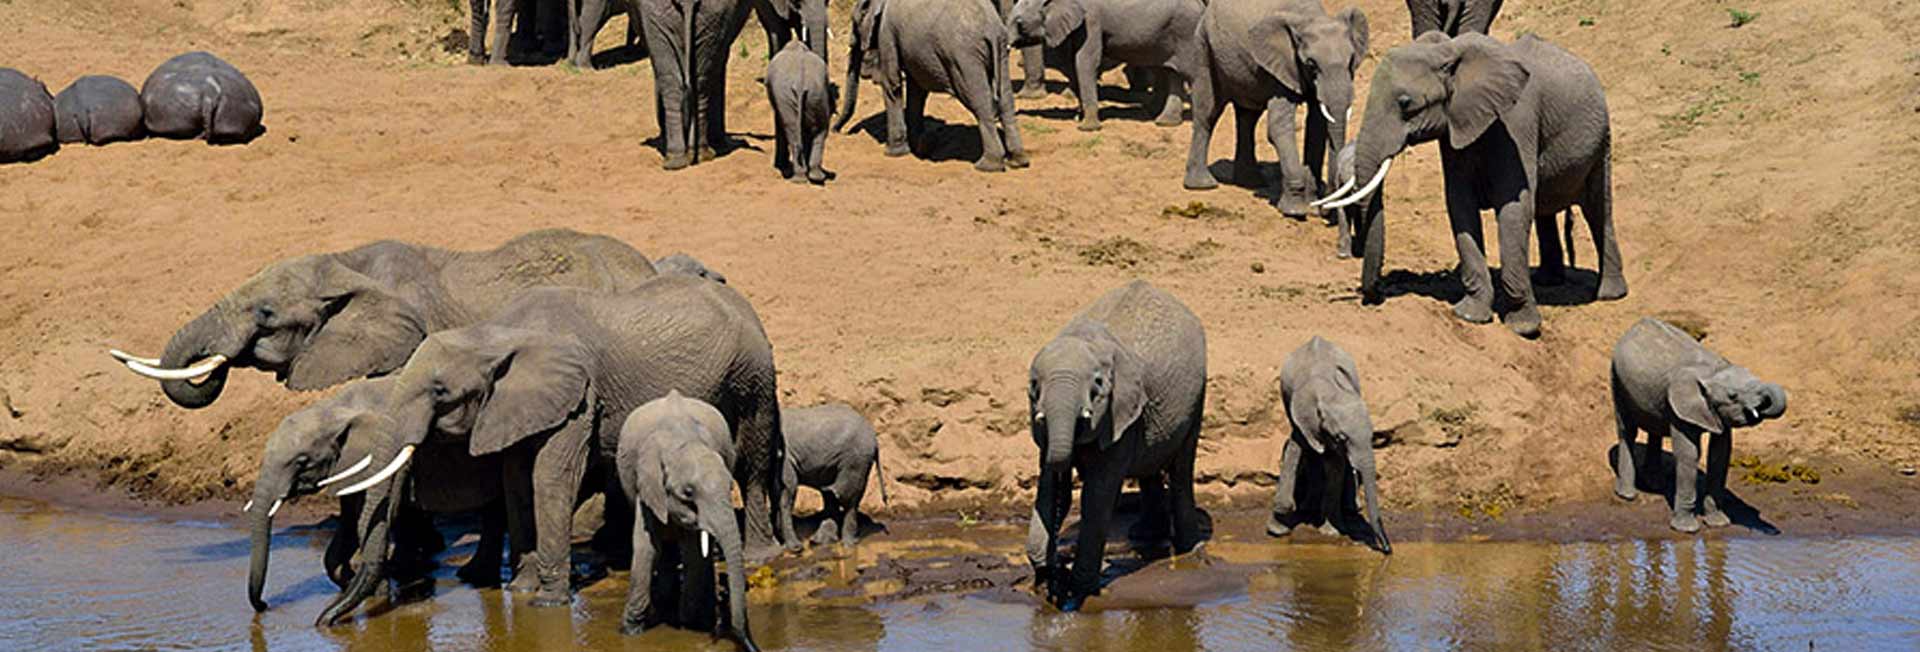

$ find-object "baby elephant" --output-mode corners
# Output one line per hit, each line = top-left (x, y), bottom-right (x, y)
(55, 75), (145, 145)
(781, 403), (887, 547)
(765, 40), (832, 184)
(0, 68), (57, 163)
(1267, 336), (1389, 554)
(618, 391), (760, 652)
(654, 252), (729, 284)
(1611, 318), (1787, 533)
(140, 51), (264, 144)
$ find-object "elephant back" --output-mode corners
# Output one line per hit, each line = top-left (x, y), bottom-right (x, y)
(140, 51), (264, 143)
(55, 75), (145, 145)
(1071, 280), (1207, 413)
(0, 68), (57, 162)
(436, 229), (660, 314)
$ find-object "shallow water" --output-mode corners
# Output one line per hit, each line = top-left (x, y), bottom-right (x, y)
(3, 496), (1917, 651)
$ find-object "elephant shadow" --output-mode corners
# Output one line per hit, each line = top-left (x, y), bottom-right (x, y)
(586, 43), (650, 70)
(1372, 266), (1614, 310)
(790, 511), (888, 545)
(1605, 443), (1781, 535)
(846, 113), (986, 165)
(1051, 488), (1216, 592)
(1013, 80), (1177, 125)
(638, 132), (764, 160)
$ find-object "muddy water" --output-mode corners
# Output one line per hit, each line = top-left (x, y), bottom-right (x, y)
(3, 495), (1917, 651)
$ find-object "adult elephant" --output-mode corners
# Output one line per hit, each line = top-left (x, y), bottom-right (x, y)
(569, 0), (650, 69)
(107, 229), (656, 409)
(1316, 32), (1626, 338)
(833, 0), (1029, 172)
(1027, 280), (1207, 611)
(1005, 0), (1204, 131)
(637, 0), (754, 169)
(1184, 0), (1369, 219)
(324, 276), (790, 614)
(1407, 0), (1502, 37)
(467, 0), (574, 65)
(751, 0), (828, 62)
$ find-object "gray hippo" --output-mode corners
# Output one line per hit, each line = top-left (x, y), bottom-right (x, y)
(55, 75), (145, 145)
(140, 52), (263, 144)
(0, 68), (57, 162)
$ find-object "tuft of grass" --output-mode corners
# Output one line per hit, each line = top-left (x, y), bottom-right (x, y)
(1025, 122), (1058, 135)
(1735, 456), (1821, 485)
(1161, 201), (1241, 221)
(1738, 70), (1761, 84)
(1727, 8), (1758, 28)
(1177, 239), (1223, 261)
(1578, 16), (1595, 27)
(1076, 237), (1157, 268)
(1454, 482), (1519, 521)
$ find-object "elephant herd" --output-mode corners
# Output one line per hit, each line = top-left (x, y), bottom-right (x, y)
(0, 52), (264, 163)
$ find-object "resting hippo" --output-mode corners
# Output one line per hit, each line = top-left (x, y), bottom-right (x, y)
(55, 75), (145, 145)
(140, 52), (263, 143)
(0, 68), (57, 162)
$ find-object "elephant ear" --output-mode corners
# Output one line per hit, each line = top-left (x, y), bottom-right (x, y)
(1408, 0), (1445, 38)
(286, 260), (428, 392)
(1339, 7), (1370, 75)
(857, 0), (885, 51)
(1247, 11), (1308, 96)
(1444, 33), (1528, 149)
(469, 330), (594, 457)
(1043, 0), (1086, 49)
(765, 0), (796, 20)
(1289, 390), (1327, 455)
(1667, 367), (1724, 434)
(1091, 329), (1147, 451)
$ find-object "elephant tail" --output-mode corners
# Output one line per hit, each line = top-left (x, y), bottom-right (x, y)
(1564, 209), (1577, 269)
(990, 28), (1010, 132)
(873, 446), (890, 506)
(681, 0), (698, 156)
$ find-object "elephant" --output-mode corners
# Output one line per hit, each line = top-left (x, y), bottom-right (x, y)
(107, 228), (657, 410)
(0, 68), (57, 163)
(1407, 0), (1503, 37)
(654, 253), (729, 283)
(467, 0), (582, 66)
(749, 0), (828, 63)
(1315, 32), (1627, 338)
(636, 0), (754, 170)
(1610, 318), (1787, 533)
(139, 52), (264, 144)
(780, 403), (887, 547)
(1027, 280), (1207, 611)
(324, 275), (789, 613)
(54, 75), (144, 146)
(998, 0), (1052, 100)
(242, 377), (508, 617)
(833, 0), (1031, 172)
(1183, 0), (1369, 219)
(1265, 336), (1389, 554)
(1005, 0), (1204, 131)
(766, 40), (833, 184)
(616, 391), (761, 651)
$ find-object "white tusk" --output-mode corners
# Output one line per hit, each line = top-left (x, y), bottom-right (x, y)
(334, 445), (414, 497)
(1323, 157), (1393, 209)
(1311, 177), (1358, 207)
(701, 532), (711, 557)
(243, 500), (253, 513)
(1034, 411), (1044, 421)
(1080, 407), (1092, 420)
(108, 349), (162, 366)
(1345, 107), (1353, 122)
(315, 455), (375, 487)
(1320, 104), (1337, 124)
(122, 354), (229, 381)
(268, 499), (282, 518)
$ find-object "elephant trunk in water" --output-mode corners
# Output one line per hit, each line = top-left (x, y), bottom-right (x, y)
(703, 507), (760, 652)
(155, 308), (241, 409)
(245, 479), (285, 612)
(832, 34), (864, 131)
(1349, 441), (1390, 554)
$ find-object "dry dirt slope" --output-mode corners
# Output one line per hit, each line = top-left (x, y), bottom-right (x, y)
(0, 0), (1915, 522)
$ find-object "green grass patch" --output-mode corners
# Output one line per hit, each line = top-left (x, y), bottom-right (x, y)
(1727, 8), (1758, 28)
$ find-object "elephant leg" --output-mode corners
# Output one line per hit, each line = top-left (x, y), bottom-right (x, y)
(1168, 411), (1203, 554)
(459, 499), (508, 587)
(775, 460), (800, 549)
(1644, 421), (1669, 491)
(599, 476), (636, 570)
(753, 0), (788, 59)
(1130, 473), (1169, 544)
(529, 422), (594, 606)
(541, 0), (570, 58)
(1063, 465), (1124, 611)
(1151, 67), (1184, 127)
(996, 56), (1030, 168)
(468, 0), (492, 64)
(808, 122), (829, 183)
(1669, 426), (1702, 533)
(677, 534), (718, 631)
(772, 91), (796, 178)
(1613, 384), (1640, 501)
(640, 15), (691, 168)
(1267, 433), (1303, 536)
(1025, 466), (1071, 592)
(1443, 167), (1495, 324)
(1533, 209), (1568, 286)
(573, 0), (608, 69)
(1585, 154), (1628, 301)
(1701, 431), (1732, 528)
(1072, 36), (1103, 131)
(904, 83), (929, 156)
(1183, 66), (1221, 190)
(1017, 45), (1047, 99)
(1266, 97), (1310, 218)
(620, 519), (658, 635)
(838, 481), (866, 546)
(739, 400), (791, 557)
(1302, 101), (1329, 196)
(1230, 103), (1261, 188)
(881, 71), (910, 157)
(503, 449), (540, 591)
(1494, 193), (1542, 337)
(962, 66), (1009, 172)
(325, 497), (361, 589)
(390, 502), (444, 584)
(703, 53), (731, 154)
(489, 0), (520, 65)
(1315, 453), (1346, 537)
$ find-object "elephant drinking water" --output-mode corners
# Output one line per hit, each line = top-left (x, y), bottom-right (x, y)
(1266, 336), (1389, 554)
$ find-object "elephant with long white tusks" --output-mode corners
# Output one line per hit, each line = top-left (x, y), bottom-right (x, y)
(106, 229), (656, 410)
(1610, 318), (1787, 534)
(1267, 336), (1389, 554)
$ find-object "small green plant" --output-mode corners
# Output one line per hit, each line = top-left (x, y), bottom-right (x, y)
(1738, 70), (1761, 84)
(1578, 16), (1595, 27)
(1026, 122), (1058, 135)
(1727, 8), (1758, 28)
(956, 510), (980, 528)
(1161, 201), (1241, 220)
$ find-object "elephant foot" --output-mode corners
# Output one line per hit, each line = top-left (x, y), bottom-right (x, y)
(1505, 306), (1543, 339)
(808, 168), (827, 184)
(488, 55), (511, 67)
(467, 52), (487, 66)
(530, 588), (572, 608)
(1533, 266), (1567, 286)
(811, 526), (839, 547)
(620, 618), (649, 636)
(697, 146), (718, 163)
(884, 142), (910, 158)
(1451, 298), (1495, 325)
(1315, 521), (1343, 538)
(975, 157), (1007, 173)
(663, 152), (692, 170)
(1266, 513), (1295, 538)
(506, 560), (541, 592)
(1183, 169), (1218, 191)
(1597, 275), (1629, 301)
(1275, 191), (1311, 220)
(1613, 484), (1639, 502)
(1702, 508), (1731, 529)
(1016, 83), (1047, 100)
(1153, 111), (1183, 127)
(569, 55), (596, 71)
(786, 171), (808, 184)
(1007, 151), (1031, 169)
(1670, 512), (1701, 534)
(1076, 118), (1101, 132)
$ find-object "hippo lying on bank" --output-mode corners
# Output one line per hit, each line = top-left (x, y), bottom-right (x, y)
(140, 52), (263, 144)
(0, 68), (58, 163)
(55, 75), (145, 145)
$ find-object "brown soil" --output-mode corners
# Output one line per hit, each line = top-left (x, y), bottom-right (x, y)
(1, 0), (1917, 539)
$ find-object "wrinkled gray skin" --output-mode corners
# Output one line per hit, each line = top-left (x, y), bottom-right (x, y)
(1184, 0), (1368, 219)
(243, 377), (508, 618)
(126, 228), (655, 410)
(766, 41), (833, 184)
(617, 392), (760, 652)
(1407, 0), (1502, 37)
(55, 75), (144, 145)
(748, 0), (829, 63)
(1266, 337), (1389, 554)
(998, 0), (1050, 100)
(566, 0), (650, 68)
(140, 52), (263, 144)
(780, 403), (887, 547)
(655, 253), (729, 284)
(1339, 32), (1626, 338)
(0, 68), (57, 163)
(834, 0), (1030, 172)
(1027, 280), (1207, 612)
(1006, 0), (1203, 131)
(637, 0), (753, 169)
(325, 277), (790, 618)
(1611, 318), (1787, 533)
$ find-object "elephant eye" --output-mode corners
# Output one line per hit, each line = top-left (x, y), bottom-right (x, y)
(677, 484), (696, 500)
(430, 382), (451, 401)
(254, 304), (276, 326)
(1396, 94), (1414, 113)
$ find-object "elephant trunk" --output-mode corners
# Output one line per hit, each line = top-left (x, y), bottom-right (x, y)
(1349, 71), (1406, 301)
(703, 510), (759, 652)
(1351, 443), (1390, 555)
(832, 37), (864, 131)
(1758, 383), (1788, 419)
(245, 482), (280, 612)
(157, 308), (241, 409)
(1040, 385), (1082, 468)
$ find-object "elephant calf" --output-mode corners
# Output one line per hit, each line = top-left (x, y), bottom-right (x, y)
(655, 252), (729, 284)
(1267, 337), (1389, 554)
(140, 52), (263, 144)
(1611, 318), (1787, 533)
(835, 0), (1029, 172)
(781, 403), (887, 547)
(1006, 0), (1203, 131)
(0, 68), (57, 163)
(765, 40), (832, 184)
(618, 391), (761, 652)
(55, 75), (145, 146)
